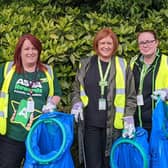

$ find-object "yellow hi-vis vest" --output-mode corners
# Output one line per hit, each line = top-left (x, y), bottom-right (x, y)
(0, 61), (54, 135)
(130, 54), (168, 99)
(114, 57), (127, 129)
(80, 57), (127, 129)
(155, 54), (168, 95)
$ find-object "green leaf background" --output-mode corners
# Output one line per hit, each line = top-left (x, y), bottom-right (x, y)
(1, 0), (168, 166)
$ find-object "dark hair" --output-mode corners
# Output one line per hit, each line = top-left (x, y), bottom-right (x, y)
(14, 34), (46, 73)
(137, 30), (158, 40)
(93, 28), (119, 56)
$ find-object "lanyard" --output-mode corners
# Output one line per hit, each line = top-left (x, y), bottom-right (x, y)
(138, 64), (152, 94)
(137, 51), (160, 127)
(138, 63), (153, 127)
(98, 57), (111, 96)
(28, 81), (34, 96)
(23, 69), (39, 96)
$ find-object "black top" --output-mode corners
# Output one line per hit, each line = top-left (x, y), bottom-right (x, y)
(84, 56), (109, 128)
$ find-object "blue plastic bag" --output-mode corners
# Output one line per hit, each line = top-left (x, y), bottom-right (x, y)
(150, 99), (168, 168)
(110, 127), (150, 168)
(24, 111), (74, 168)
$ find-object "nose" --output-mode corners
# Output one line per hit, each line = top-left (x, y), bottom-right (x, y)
(104, 43), (109, 48)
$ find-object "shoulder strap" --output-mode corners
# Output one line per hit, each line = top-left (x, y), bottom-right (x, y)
(3, 61), (14, 78)
(155, 54), (168, 90)
(43, 64), (54, 96)
(2, 61), (15, 92)
(130, 55), (139, 70)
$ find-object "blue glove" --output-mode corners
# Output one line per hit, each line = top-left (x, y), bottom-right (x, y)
(122, 116), (135, 139)
(151, 89), (168, 101)
(71, 102), (83, 122)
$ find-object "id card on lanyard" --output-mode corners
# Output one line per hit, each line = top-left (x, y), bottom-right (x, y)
(137, 64), (149, 106)
(98, 58), (111, 110)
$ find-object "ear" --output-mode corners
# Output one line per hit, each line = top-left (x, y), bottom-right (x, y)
(155, 39), (159, 46)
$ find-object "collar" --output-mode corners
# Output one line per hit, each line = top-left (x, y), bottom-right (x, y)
(136, 49), (161, 68)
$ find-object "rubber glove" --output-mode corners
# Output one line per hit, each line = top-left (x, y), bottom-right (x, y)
(71, 102), (83, 122)
(122, 116), (135, 139)
(42, 96), (56, 113)
(151, 89), (168, 101)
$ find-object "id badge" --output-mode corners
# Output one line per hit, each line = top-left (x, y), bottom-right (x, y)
(137, 94), (144, 106)
(14, 99), (31, 127)
(13, 97), (34, 127)
(27, 97), (35, 112)
(99, 98), (106, 110)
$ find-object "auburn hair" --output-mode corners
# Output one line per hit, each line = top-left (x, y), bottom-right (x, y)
(14, 34), (46, 73)
(93, 28), (119, 56)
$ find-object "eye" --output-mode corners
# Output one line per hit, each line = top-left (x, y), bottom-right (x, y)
(32, 47), (37, 51)
(138, 39), (155, 45)
(99, 42), (105, 45)
(24, 47), (29, 50)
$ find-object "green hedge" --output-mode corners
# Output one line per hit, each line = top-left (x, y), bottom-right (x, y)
(1, 1), (168, 166)
(1, 0), (168, 112)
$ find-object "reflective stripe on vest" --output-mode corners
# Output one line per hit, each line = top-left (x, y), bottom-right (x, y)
(79, 57), (127, 129)
(79, 60), (89, 107)
(114, 57), (126, 129)
(80, 85), (88, 107)
(130, 55), (138, 70)
(0, 62), (54, 135)
(155, 54), (168, 92)
(0, 62), (15, 135)
(44, 65), (54, 96)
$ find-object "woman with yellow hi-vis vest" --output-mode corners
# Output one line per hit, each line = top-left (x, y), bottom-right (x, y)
(0, 34), (62, 167)
(131, 29), (168, 135)
(71, 28), (137, 168)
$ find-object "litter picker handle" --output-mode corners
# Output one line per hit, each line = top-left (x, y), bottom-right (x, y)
(78, 116), (86, 168)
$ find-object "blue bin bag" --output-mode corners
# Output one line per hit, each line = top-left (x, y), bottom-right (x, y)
(110, 127), (150, 168)
(24, 111), (74, 168)
(150, 99), (168, 168)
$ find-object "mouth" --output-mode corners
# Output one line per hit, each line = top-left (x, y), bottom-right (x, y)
(101, 49), (112, 55)
(27, 55), (36, 58)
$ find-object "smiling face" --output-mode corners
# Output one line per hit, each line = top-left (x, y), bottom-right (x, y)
(97, 35), (114, 62)
(21, 39), (39, 68)
(138, 32), (159, 58)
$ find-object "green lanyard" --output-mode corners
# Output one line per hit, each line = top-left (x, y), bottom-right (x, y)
(138, 63), (152, 127)
(137, 50), (160, 127)
(98, 57), (111, 97)
(139, 64), (149, 94)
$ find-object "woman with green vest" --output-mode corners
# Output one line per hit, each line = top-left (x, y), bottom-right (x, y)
(71, 28), (137, 168)
(130, 29), (168, 134)
(0, 34), (62, 167)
